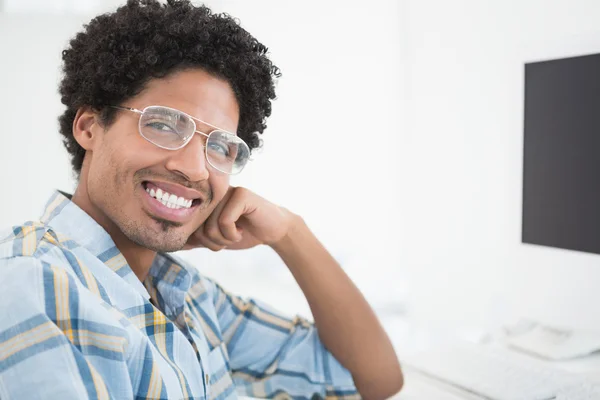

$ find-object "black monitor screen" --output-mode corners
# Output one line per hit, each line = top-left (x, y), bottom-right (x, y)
(522, 53), (600, 255)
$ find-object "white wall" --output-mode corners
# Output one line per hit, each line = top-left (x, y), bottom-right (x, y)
(0, 15), (81, 223)
(401, 0), (600, 331)
(0, 1), (407, 318)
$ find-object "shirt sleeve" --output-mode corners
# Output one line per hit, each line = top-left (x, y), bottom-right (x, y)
(0, 256), (132, 400)
(205, 277), (360, 400)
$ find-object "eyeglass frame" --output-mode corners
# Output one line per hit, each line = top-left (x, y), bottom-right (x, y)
(108, 104), (251, 175)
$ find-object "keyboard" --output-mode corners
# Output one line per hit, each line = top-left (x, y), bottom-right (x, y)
(403, 342), (600, 400)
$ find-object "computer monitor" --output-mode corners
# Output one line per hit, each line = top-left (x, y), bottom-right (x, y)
(522, 52), (600, 256)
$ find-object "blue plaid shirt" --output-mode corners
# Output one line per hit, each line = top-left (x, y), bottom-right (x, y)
(0, 191), (358, 400)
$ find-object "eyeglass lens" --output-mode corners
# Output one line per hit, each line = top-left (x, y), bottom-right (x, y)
(138, 106), (249, 174)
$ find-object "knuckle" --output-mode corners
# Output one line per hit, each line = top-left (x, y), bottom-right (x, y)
(205, 225), (221, 240)
(218, 215), (233, 226)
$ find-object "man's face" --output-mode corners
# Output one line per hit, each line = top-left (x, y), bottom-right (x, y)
(83, 69), (239, 252)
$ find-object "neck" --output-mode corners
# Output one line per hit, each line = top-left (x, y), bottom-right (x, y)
(71, 184), (156, 282)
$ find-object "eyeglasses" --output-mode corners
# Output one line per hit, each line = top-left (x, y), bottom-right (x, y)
(109, 105), (250, 175)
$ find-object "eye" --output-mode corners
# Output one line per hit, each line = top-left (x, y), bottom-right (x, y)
(207, 141), (230, 156)
(146, 121), (176, 133)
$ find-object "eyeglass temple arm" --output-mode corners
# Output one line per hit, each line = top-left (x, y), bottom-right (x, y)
(109, 105), (143, 114)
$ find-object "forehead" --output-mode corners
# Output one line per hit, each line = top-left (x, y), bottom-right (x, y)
(132, 69), (240, 134)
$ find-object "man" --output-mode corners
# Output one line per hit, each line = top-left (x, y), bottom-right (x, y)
(0, 1), (402, 399)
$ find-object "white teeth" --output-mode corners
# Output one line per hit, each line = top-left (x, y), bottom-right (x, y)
(146, 185), (194, 209)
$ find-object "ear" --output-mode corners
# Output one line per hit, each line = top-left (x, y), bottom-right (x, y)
(72, 107), (103, 151)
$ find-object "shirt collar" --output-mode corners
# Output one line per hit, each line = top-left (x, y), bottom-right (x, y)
(40, 190), (151, 300)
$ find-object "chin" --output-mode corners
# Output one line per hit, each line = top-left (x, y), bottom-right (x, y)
(122, 223), (189, 253)
(134, 235), (187, 253)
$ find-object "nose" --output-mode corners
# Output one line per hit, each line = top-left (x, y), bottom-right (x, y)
(164, 134), (210, 182)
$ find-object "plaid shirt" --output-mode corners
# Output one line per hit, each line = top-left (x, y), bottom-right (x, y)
(0, 191), (358, 400)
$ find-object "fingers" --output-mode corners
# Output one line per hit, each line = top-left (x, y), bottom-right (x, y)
(202, 187), (245, 249)
(216, 190), (246, 242)
(189, 228), (227, 252)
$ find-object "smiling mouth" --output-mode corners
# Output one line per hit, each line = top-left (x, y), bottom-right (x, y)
(142, 181), (203, 210)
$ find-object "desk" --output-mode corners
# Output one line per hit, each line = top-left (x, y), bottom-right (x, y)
(380, 316), (600, 399)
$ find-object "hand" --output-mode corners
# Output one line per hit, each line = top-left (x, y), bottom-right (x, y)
(184, 186), (294, 251)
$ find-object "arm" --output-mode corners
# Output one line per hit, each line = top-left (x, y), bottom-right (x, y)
(271, 215), (403, 400)
(186, 186), (404, 399)
(204, 277), (359, 399)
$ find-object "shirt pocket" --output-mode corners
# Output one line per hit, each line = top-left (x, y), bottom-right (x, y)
(207, 342), (236, 400)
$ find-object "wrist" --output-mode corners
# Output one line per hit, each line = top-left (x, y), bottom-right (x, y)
(270, 211), (306, 254)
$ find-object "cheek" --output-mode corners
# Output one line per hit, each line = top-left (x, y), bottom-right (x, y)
(104, 135), (156, 183)
(195, 176), (229, 218)
(88, 141), (132, 193)
(210, 175), (230, 201)
(85, 151), (118, 208)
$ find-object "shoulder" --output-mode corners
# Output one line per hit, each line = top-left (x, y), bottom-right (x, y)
(0, 221), (81, 264)
(0, 221), (91, 281)
(0, 255), (69, 330)
(0, 232), (108, 314)
(0, 254), (84, 303)
(0, 253), (128, 335)
(0, 221), (54, 259)
(0, 254), (47, 290)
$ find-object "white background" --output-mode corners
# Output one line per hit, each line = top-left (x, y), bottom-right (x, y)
(1, 0), (599, 333)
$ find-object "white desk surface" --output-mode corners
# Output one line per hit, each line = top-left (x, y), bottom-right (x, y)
(380, 315), (600, 399)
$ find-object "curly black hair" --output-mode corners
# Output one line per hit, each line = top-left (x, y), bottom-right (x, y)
(59, 0), (280, 176)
